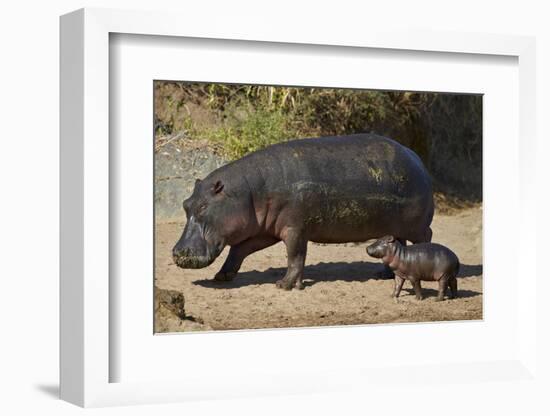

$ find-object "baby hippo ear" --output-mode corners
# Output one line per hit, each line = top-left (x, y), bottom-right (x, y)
(384, 235), (396, 242)
(212, 180), (224, 194)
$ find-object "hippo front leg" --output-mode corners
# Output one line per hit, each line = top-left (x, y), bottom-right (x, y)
(392, 273), (406, 299)
(214, 236), (279, 282)
(276, 229), (307, 290)
(412, 278), (423, 300)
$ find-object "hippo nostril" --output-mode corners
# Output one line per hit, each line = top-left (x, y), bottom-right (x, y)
(173, 247), (187, 259)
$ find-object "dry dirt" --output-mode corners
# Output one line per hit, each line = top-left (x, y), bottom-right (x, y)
(154, 207), (482, 332)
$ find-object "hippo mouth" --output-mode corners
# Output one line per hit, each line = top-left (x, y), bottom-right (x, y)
(173, 252), (215, 269)
(172, 242), (224, 269)
(366, 244), (384, 258)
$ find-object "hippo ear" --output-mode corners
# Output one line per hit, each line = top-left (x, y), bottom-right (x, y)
(194, 178), (202, 187)
(385, 235), (395, 242)
(212, 180), (224, 195)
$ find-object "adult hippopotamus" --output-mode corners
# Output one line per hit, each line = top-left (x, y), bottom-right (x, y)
(172, 133), (434, 290)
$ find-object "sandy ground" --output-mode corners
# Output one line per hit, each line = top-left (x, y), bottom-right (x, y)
(154, 207), (482, 332)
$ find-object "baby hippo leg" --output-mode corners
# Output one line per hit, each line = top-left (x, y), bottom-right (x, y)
(436, 275), (449, 301)
(448, 276), (458, 299)
(393, 274), (406, 299)
(412, 278), (423, 300)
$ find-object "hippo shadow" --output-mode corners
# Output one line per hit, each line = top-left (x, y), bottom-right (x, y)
(457, 263), (483, 278)
(192, 261), (483, 289)
(400, 287), (480, 299)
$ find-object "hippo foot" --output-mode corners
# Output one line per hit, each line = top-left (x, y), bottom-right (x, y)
(214, 271), (236, 282)
(415, 295), (423, 301)
(276, 279), (295, 290)
(434, 296), (444, 302)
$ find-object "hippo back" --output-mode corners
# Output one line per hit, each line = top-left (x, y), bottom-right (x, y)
(207, 133), (434, 243)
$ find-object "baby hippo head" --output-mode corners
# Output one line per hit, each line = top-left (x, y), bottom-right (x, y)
(366, 235), (397, 258)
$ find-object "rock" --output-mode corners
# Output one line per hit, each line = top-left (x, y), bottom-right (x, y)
(155, 143), (226, 221)
(154, 287), (214, 333)
(155, 288), (186, 319)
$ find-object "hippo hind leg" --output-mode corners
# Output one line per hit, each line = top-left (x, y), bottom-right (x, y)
(448, 276), (458, 299)
(276, 228), (308, 290)
(214, 236), (279, 282)
(424, 227), (433, 242)
(411, 226), (433, 244)
(436, 270), (459, 301)
(436, 276), (448, 301)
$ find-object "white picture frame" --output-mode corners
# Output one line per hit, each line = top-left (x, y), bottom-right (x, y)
(60, 8), (539, 408)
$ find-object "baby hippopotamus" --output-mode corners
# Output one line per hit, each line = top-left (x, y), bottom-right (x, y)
(367, 235), (459, 301)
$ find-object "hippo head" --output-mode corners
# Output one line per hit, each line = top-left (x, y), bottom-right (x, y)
(172, 177), (252, 269)
(366, 235), (397, 258)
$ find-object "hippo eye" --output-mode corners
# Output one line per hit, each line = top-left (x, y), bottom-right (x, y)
(198, 203), (208, 213)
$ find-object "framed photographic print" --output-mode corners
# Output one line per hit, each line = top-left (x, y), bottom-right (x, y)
(153, 82), (483, 333)
(60, 7), (540, 409)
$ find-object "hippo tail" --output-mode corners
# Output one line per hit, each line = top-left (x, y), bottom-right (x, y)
(426, 194), (435, 229)
(420, 195), (435, 243)
(454, 256), (461, 278)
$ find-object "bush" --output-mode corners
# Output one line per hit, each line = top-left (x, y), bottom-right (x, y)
(205, 109), (294, 160)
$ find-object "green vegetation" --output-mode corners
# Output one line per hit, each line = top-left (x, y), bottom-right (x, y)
(154, 82), (482, 201)
(205, 109), (292, 160)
